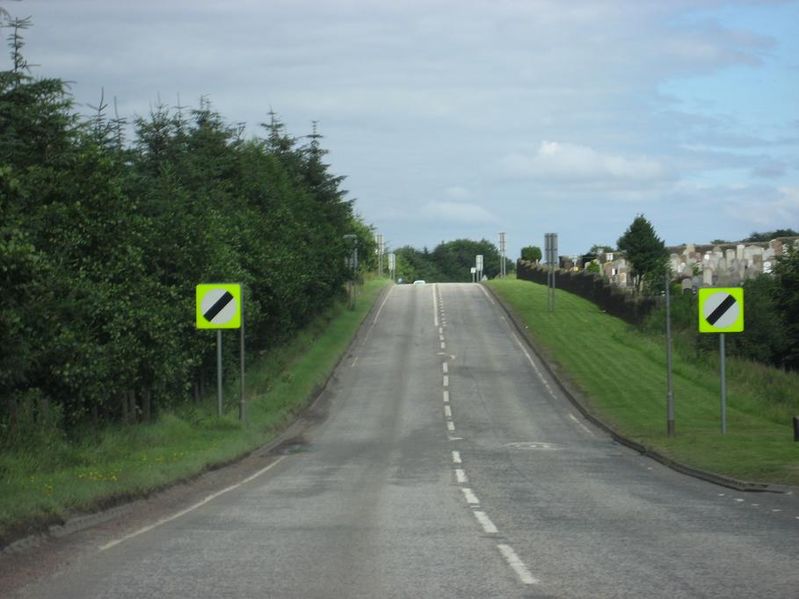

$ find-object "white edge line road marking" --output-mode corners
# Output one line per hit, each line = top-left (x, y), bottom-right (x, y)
(568, 413), (594, 437)
(350, 356), (359, 368)
(361, 285), (395, 346)
(447, 420), (456, 432)
(461, 487), (479, 504)
(444, 405), (452, 418)
(100, 455), (288, 552)
(477, 284), (496, 306)
(497, 544), (539, 585)
(510, 330), (597, 439)
(443, 390), (450, 403)
(474, 511), (498, 534)
(455, 468), (468, 483)
(452, 450), (462, 464)
(433, 283), (439, 327)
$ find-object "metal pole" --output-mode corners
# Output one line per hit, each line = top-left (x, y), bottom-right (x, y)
(665, 271), (674, 437)
(239, 297), (246, 422)
(720, 333), (727, 434)
(216, 329), (223, 417)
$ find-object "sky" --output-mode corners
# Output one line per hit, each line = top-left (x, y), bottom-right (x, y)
(8, 0), (799, 258)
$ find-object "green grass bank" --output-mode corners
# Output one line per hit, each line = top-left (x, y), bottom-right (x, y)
(488, 278), (799, 487)
(0, 279), (389, 545)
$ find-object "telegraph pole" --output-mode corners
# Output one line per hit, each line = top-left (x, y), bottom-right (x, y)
(545, 233), (558, 311)
(499, 232), (507, 278)
(376, 233), (385, 278)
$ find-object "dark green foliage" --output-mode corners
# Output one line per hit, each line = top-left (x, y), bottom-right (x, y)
(520, 245), (541, 262)
(0, 25), (365, 441)
(773, 247), (799, 369)
(617, 214), (667, 293)
(395, 239), (510, 283)
(744, 229), (799, 242)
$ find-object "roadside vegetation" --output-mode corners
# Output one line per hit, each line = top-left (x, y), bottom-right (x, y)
(488, 277), (799, 486)
(0, 18), (390, 544)
(1, 17), (378, 443)
(394, 239), (513, 282)
(0, 278), (388, 544)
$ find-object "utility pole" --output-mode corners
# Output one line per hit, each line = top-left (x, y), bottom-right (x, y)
(374, 233), (385, 278)
(545, 233), (558, 311)
(499, 232), (507, 278)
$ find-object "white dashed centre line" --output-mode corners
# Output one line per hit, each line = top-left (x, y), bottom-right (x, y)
(455, 468), (468, 484)
(442, 362), (448, 374)
(441, 342), (446, 350)
(497, 544), (538, 585)
(447, 420), (456, 432)
(473, 511), (498, 534)
(443, 375), (449, 387)
(461, 487), (479, 504)
(444, 405), (452, 418)
(452, 450), (461, 464)
(443, 390), (450, 403)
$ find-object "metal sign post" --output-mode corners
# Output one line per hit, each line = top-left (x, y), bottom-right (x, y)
(476, 255), (484, 281)
(470, 266), (476, 282)
(665, 270), (674, 437)
(698, 287), (744, 434)
(196, 283), (243, 418)
(239, 297), (246, 422)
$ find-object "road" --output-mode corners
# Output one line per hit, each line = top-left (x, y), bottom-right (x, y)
(7, 283), (799, 598)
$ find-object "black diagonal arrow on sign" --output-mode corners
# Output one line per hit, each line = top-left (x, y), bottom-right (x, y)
(204, 291), (234, 322)
(706, 294), (736, 326)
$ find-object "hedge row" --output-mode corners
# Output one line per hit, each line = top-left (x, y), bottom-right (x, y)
(0, 21), (376, 443)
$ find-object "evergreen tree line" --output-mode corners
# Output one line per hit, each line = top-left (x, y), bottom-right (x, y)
(0, 19), (377, 442)
(394, 239), (514, 283)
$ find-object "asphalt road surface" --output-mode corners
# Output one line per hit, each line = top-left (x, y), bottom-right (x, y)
(7, 283), (799, 598)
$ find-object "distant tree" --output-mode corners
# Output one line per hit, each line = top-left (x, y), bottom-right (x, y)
(432, 238), (503, 281)
(617, 215), (667, 293)
(520, 246), (541, 262)
(744, 229), (799, 242)
(772, 246), (799, 369)
(585, 261), (600, 274)
(579, 245), (613, 268)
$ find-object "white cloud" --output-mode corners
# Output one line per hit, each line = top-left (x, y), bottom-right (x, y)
(444, 186), (473, 201)
(420, 201), (497, 224)
(498, 141), (667, 183)
(731, 186), (799, 227)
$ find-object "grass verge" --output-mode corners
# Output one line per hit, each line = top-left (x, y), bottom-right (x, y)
(0, 278), (390, 545)
(488, 278), (799, 486)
